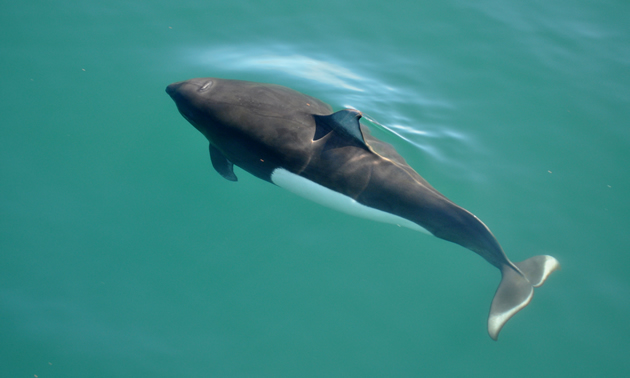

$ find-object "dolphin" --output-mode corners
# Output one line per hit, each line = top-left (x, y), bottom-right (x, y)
(166, 77), (560, 340)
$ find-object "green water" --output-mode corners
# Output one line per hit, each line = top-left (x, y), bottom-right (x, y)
(2, 0), (629, 376)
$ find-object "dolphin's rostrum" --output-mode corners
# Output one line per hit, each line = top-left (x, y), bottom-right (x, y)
(166, 77), (560, 340)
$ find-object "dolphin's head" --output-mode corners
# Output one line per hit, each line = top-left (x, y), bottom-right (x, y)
(166, 77), (333, 145)
(166, 77), (285, 138)
(165, 78), (222, 138)
(166, 77), (216, 103)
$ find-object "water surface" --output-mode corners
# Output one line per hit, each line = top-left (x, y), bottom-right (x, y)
(2, 0), (629, 376)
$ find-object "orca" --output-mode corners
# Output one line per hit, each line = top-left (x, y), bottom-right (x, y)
(166, 77), (560, 340)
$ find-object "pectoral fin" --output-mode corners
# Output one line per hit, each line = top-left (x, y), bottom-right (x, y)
(209, 144), (237, 181)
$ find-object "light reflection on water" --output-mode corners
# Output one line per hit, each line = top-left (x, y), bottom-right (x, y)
(190, 44), (369, 91)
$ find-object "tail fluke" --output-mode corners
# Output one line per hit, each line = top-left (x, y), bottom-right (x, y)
(488, 255), (560, 340)
(514, 255), (561, 287)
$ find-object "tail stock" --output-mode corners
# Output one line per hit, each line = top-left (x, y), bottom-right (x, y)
(487, 255), (560, 340)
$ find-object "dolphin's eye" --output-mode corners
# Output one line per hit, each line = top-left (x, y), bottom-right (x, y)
(198, 80), (213, 92)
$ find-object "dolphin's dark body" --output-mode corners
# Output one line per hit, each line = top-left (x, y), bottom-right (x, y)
(166, 77), (560, 340)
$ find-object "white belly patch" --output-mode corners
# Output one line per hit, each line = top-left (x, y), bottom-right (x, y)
(270, 168), (430, 234)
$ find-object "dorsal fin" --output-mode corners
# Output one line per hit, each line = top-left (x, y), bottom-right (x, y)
(313, 109), (368, 150)
(209, 144), (237, 181)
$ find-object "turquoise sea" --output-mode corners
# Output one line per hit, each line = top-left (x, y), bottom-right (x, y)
(2, 0), (629, 376)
